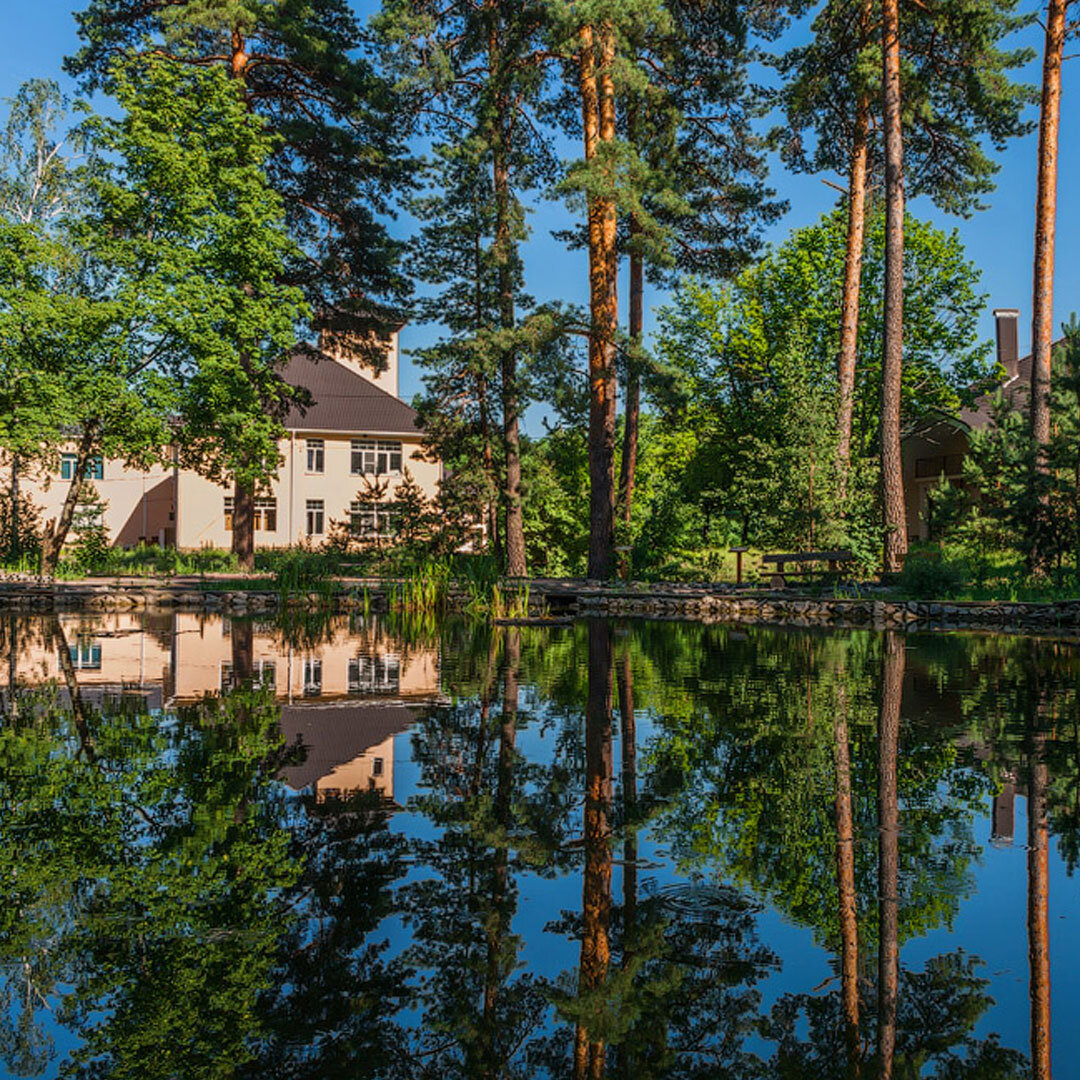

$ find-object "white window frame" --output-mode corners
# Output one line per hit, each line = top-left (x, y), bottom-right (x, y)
(350, 438), (402, 476)
(306, 438), (325, 474)
(306, 499), (325, 536)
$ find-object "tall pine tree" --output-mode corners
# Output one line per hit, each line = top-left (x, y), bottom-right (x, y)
(377, 0), (553, 576)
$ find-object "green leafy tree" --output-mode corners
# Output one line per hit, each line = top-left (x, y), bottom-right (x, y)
(651, 208), (990, 559)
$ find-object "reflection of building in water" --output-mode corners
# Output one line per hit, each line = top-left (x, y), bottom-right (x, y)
(278, 702), (415, 803)
(2, 613), (439, 705)
(170, 613), (438, 702)
(0, 612), (173, 711)
(3, 612), (434, 807)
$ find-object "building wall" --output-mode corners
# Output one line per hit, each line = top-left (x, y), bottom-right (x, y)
(9, 455), (176, 550)
(901, 422), (972, 541)
(315, 735), (395, 802)
(1, 611), (172, 691)
(170, 612), (439, 702)
(175, 431), (439, 550)
(319, 329), (400, 398)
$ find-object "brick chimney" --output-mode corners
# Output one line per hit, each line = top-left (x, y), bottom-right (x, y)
(993, 307), (1020, 379)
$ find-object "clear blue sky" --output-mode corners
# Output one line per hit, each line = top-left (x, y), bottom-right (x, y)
(4, 0), (1078, 420)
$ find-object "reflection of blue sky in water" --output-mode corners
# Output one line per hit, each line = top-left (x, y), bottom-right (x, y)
(2, 615), (1076, 1077)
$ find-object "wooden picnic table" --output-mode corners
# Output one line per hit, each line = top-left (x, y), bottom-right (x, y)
(761, 549), (854, 588)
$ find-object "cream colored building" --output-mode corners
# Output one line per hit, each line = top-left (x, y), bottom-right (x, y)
(9, 330), (441, 552)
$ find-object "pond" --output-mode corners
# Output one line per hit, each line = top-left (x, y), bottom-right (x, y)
(0, 611), (1075, 1078)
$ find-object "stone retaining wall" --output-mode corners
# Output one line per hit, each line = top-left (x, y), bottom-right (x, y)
(572, 591), (1080, 634)
(2, 579), (1080, 636)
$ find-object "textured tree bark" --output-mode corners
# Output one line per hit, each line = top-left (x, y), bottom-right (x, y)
(489, 19), (526, 578)
(227, 29), (258, 574)
(879, 0), (907, 574)
(619, 216), (643, 530)
(9, 452), (19, 559)
(834, 683), (861, 1079)
(876, 632), (903, 1080)
(574, 619), (613, 1080)
(1028, 720), (1052, 1080)
(836, 34), (870, 499)
(580, 23), (618, 581)
(232, 480), (255, 572)
(41, 422), (101, 576)
(1030, 0), (1066, 456)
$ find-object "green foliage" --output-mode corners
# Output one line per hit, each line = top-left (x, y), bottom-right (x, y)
(83, 57), (309, 496)
(0, 480), (41, 563)
(69, 0), (411, 337)
(639, 207), (989, 569)
(67, 482), (109, 573)
(897, 546), (970, 599)
(945, 314), (1080, 583)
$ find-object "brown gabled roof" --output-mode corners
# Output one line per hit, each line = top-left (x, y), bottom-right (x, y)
(957, 349), (1037, 430)
(281, 344), (421, 436)
(907, 340), (1062, 439)
(278, 701), (415, 791)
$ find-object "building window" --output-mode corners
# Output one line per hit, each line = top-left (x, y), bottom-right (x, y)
(61, 454), (103, 481)
(255, 499), (276, 532)
(351, 439), (402, 476)
(303, 658), (322, 697)
(306, 438), (325, 474)
(348, 653), (400, 694)
(915, 454), (964, 479)
(306, 499), (324, 536)
(348, 502), (400, 538)
(64, 640), (102, 670)
(372, 756), (384, 777)
(224, 497), (278, 532)
(256, 660), (276, 689)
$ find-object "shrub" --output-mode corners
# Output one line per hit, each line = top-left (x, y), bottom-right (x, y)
(898, 548), (968, 598)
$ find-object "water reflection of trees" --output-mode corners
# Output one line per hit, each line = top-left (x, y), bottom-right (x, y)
(0, 658), (299, 1078)
(3, 616), (1079, 1077)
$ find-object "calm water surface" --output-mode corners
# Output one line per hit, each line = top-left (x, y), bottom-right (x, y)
(0, 612), (1075, 1078)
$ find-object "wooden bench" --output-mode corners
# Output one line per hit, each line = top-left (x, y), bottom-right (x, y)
(761, 549), (854, 588)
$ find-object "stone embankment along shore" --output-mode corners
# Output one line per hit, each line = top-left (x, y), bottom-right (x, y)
(2, 577), (1080, 635)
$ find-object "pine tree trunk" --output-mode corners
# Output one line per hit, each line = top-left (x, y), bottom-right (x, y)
(880, 0), (907, 574)
(230, 618), (254, 686)
(836, 58), (870, 500)
(575, 618), (613, 1080)
(834, 684), (861, 1079)
(580, 23), (618, 581)
(9, 452), (19, 559)
(41, 423), (100, 576)
(1030, 0), (1066, 461)
(493, 152), (526, 577)
(232, 480), (255, 571)
(1027, 716), (1052, 1080)
(1023, 0), (1067, 529)
(619, 218), (643, 529)
(474, 218), (499, 555)
(876, 632), (903, 1080)
(6, 614), (18, 723)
